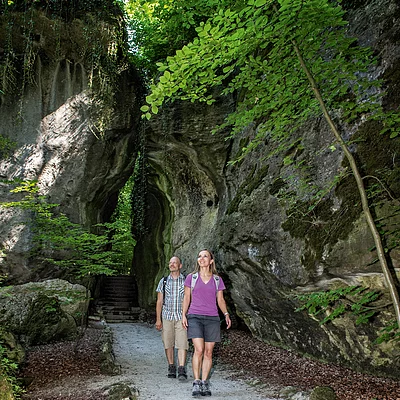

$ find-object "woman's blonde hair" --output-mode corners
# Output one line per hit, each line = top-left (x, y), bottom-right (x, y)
(194, 249), (218, 275)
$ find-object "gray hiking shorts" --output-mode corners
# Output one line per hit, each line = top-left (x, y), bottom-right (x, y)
(187, 314), (221, 342)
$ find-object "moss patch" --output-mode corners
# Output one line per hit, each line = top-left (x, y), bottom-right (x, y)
(17, 294), (70, 344)
(282, 107), (400, 271)
(353, 119), (400, 197)
(0, 373), (14, 400)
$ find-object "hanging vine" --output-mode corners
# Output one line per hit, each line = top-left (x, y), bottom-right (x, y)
(131, 123), (149, 240)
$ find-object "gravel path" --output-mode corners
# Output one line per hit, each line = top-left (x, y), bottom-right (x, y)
(19, 321), (400, 400)
(111, 322), (278, 400)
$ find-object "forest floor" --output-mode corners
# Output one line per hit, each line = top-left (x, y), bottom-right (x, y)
(19, 322), (400, 400)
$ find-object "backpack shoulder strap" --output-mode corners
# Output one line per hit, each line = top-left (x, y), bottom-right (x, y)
(191, 273), (198, 291)
(162, 276), (168, 305)
(213, 275), (220, 292)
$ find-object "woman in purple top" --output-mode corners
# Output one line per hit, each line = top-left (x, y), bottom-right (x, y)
(182, 249), (231, 397)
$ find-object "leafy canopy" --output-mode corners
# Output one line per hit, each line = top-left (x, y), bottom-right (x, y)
(141, 0), (399, 161)
(124, 0), (242, 73)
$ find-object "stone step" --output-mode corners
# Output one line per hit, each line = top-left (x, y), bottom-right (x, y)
(103, 286), (135, 292)
(96, 305), (142, 313)
(94, 275), (141, 323)
(101, 291), (136, 299)
(102, 290), (135, 295)
(98, 307), (133, 313)
(104, 275), (136, 280)
(103, 280), (136, 286)
(97, 300), (134, 308)
(104, 314), (139, 322)
(102, 284), (136, 290)
(104, 310), (139, 316)
(103, 280), (136, 287)
(93, 306), (145, 323)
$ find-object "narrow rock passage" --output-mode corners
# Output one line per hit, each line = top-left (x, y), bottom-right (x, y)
(111, 322), (278, 400)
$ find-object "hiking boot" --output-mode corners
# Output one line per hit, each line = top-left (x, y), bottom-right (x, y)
(167, 364), (176, 378)
(192, 380), (202, 397)
(201, 380), (211, 396)
(178, 366), (187, 381)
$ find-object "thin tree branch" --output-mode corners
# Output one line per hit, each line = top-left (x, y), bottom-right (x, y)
(362, 175), (400, 205)
(290, 38), (400, 329)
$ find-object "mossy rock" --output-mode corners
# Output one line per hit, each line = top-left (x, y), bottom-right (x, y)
(309, 386), (336, 400)
(0, 372), (14, 400)
(0, 279), (89, 345)
(0, 330), (25, 364)
(103, 382), (138, 400)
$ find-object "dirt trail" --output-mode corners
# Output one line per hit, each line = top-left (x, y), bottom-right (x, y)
(109, 322), (279, 400)
(20, 321), (400, 400)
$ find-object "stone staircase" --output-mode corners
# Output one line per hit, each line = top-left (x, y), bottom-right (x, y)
(95, 275), (143, 323)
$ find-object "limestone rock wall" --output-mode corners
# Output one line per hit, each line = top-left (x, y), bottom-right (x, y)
(0, 0), (399, 380)
(135, 0), (400, 377)
(0, 5), (141, 282)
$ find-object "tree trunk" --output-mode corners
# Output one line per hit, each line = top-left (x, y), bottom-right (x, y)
(292, 41), (400, 329)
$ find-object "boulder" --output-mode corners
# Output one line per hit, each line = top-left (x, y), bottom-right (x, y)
(102, 382), (139, 400)
(309, 386), (336, 400)
(0, 279), (89, 345)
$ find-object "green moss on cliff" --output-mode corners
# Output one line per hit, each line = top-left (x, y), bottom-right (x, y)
(17, 294), (73, 344)
(282, 112), (400, 272)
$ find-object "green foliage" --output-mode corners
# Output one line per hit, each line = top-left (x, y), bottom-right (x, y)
(0, 329), (24, 398)
(0, 135), (16, 159)
(294, 286), (381, 325)
(140, 0), (399, 153)
(1, 178), (138, 277)
(131, 152), (148, 239)
(1, 181), (122, 278)
(101, 174), (137, 274)
(124, 0), (237, 74)
(32, 214), (121, 278)
(376, 320), (400, 344)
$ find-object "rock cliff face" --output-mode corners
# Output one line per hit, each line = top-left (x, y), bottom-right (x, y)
(0, 3), (141, 281)
(1, 0), (400, 378)
(133, 0), (400, 377)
